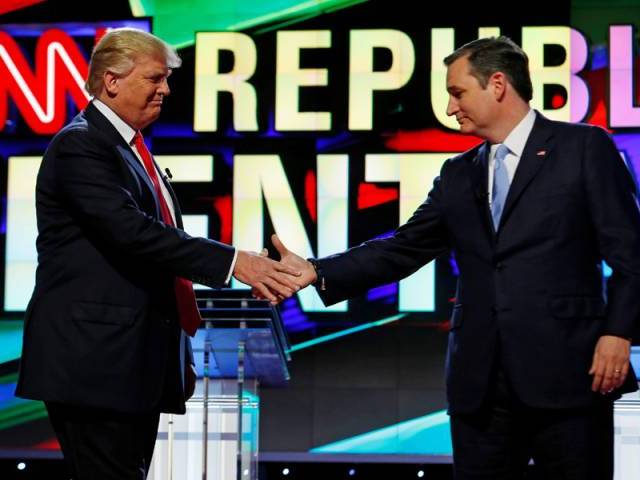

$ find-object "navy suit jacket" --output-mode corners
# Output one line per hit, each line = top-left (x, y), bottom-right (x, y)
(16, 102), (235, 414)
(316, 113), (640, 414)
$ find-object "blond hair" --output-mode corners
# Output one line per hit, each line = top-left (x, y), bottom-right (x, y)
(85, 28), (181, 96)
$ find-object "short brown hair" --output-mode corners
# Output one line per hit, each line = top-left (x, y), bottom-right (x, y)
(444, 36), (533, 102)
(86, 28), (181, 96)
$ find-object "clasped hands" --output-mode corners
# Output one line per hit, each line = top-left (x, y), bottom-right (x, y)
(234, 237), (633, 397)
(232, 234), (317, 304)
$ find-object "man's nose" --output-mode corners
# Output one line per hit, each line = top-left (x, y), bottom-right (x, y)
(446, 97), (458, 117)
(159, 78), (170, 96)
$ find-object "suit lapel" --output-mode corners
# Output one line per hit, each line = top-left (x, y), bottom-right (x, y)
(468, 142), (495, 238)
(84, 102), (162, 218)
(498, 113), (554, 230)
(114, 144), (157, 201)
(159, 168), (184, 229)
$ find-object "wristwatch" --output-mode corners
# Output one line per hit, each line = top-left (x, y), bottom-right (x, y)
(306, 258), (326, 291)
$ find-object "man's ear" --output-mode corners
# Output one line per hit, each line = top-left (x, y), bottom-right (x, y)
(490, 71), (507, 100)
(103, 71), (119, 96)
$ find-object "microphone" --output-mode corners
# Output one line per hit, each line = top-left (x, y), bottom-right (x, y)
(475, 188), (489, 203)
(164, 168), (173, 180)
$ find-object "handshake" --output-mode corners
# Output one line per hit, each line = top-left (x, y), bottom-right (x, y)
(232, 234), (317, 304)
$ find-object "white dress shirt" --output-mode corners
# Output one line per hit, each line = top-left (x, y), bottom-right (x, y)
(487, 108), (536, 207)
(93, 99), (177, 222)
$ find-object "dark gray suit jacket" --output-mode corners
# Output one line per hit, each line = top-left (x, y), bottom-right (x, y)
(16, 102), (234, 414)
(316, 113), (640, 414)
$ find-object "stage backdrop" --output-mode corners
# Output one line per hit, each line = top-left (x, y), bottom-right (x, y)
(1, 0), (639, 460)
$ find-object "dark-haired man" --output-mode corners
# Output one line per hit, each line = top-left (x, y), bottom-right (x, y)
(271, 36), (640, 479)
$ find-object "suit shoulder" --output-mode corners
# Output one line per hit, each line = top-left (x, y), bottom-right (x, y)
(47, 111), (111, 157)
(52, 111), (89, 140)
(442, 142), (484, 171)
(451, 142), (484, 161)
(545, 117), (610, 141)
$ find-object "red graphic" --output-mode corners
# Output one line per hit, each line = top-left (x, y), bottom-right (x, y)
(358, 183), (399, 210)
(95, 27), (109, 45)
(551, 93), (566, 109)
(212, 195), (232, 245)
(0, 0), (45, 16)
(304, 170), (317, 222)
(33, 438), (60, 450)
(385, 128), (482, 152)
(582, 67), (611, 131)
(0, 28), (90, 134)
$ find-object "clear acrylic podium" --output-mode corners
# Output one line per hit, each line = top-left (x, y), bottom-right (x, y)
(148, 289), (290, 480)
(613, 347), (640, 479)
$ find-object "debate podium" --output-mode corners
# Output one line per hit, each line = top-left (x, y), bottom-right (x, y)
(613, 347), (640, 479)
(148, 289), (290, 480)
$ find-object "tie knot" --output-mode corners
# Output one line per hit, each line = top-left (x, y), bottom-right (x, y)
(495, 144), (510, 162)
(132, 131), (144, 148)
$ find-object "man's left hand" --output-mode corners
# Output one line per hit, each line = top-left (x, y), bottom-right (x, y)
(589, 335), (631, 394)
(185, 364), (197, 400)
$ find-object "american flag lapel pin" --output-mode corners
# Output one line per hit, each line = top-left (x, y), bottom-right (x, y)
(536, 150), (546, 156)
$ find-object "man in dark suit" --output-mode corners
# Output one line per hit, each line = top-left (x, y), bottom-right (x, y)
(15, 28), (299, 479)
(268, 37), (640, 479)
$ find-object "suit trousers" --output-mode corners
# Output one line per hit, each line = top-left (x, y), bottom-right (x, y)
(45, 402), (160, 480)
(450, 366), (614, 480)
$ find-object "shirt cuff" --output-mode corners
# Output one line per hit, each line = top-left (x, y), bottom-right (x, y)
(307, 258), (326, 290)
(225, 248), (238, 285)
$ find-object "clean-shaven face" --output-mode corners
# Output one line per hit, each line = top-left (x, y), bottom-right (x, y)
(445, 55), (498, 138)
(111, 55), (172, 130)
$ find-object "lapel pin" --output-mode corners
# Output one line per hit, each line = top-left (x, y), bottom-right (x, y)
(536, 150), (546, 156)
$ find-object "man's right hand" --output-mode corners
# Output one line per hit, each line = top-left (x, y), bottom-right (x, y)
(250, 235), (318, 303)
(233, 250), (301, 304)
(271, 234), (318, 288)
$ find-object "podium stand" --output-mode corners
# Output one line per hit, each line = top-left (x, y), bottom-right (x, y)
(613, 347), (640, 479)
(148, 289), (290, 480)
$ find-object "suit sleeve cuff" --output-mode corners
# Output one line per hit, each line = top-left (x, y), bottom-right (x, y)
(307, 258), (326, 290)
(225, 248), (238, 285)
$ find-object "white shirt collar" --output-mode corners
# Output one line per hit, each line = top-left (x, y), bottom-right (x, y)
(492, 108), (536, 157)
(92, 98), (137, 145)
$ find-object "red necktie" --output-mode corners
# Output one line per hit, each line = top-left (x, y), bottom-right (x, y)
(132, 131), (202, 336)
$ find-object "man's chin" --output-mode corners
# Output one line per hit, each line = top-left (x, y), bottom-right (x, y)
(458, 123), (476, 135)
(136, 113), (161, 131)
(147, 110), (161, 123)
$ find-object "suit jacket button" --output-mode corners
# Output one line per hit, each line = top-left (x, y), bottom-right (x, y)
(495, 262), (504, 271)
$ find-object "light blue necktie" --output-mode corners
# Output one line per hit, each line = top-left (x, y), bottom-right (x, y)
(491, 144), (511, 229)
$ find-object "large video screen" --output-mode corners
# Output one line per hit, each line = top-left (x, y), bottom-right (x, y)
(1, 0), (638, 459)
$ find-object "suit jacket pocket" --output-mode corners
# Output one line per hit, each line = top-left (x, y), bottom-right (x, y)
(449, 304), (463, 330)
(549, 296), (605, 319)
(71, 301), (137, 326)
